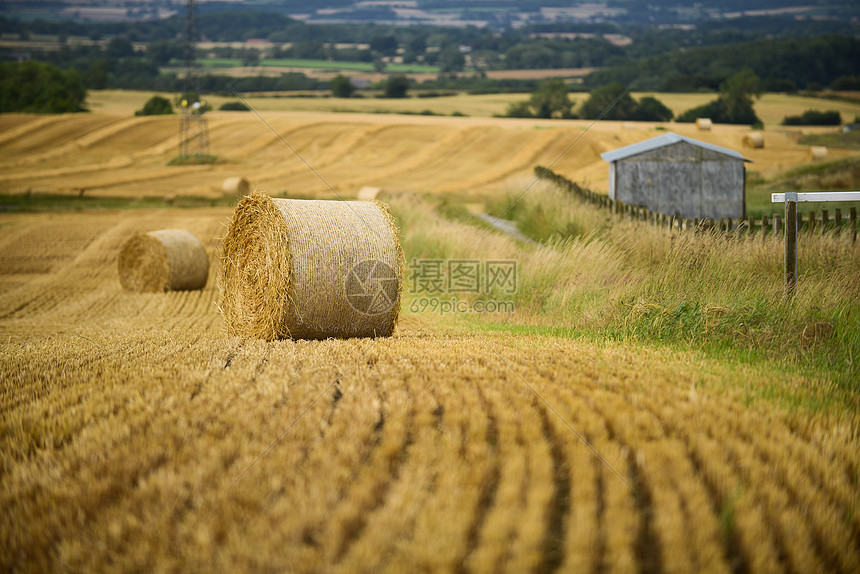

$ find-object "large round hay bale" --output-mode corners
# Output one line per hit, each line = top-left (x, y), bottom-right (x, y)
(222, 176), (250, 196)
(696, 118), (712, 131)
(219, 194), (402, 340)
(118, 229), (209, 292)
(743, 132), (764, 148)
(809, 146), (827, 161)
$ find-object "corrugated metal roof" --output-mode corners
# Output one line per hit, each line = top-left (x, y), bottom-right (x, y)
(600, 132), (751, 163)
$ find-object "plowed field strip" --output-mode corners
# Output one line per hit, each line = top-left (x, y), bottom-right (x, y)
(455, 381), (500, 573)
(0, 115), (123, 163)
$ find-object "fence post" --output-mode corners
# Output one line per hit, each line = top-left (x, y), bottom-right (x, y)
(785, 193), (798, 295)
(808, 211), (815, 234)
(821, 209), (829, 236)
(851, 207), (857, 244)
(774, 215), (782, 238)
(762, 215), (769, 240)
(835, 208), (842, 236)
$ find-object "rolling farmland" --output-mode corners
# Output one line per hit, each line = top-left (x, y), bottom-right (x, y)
(4, 91), (860, 203)
(2, 98), (860, 572)
(0, 208), (858, 572)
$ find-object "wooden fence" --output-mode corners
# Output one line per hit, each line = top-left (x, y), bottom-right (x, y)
(537, 166), (858, 243)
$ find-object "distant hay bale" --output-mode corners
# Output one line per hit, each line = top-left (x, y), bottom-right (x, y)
(696, 118), (712, 131)
(118, 229), (209, 292)
(743, 132), (764, 149)
(357, 186), (381, 201)
(222, 176), (250, 196)
(809, 146), (828, 161)
(219, 194), (402, 340)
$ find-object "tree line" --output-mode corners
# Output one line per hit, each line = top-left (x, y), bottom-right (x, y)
(1, 8), (858, 117)
(2, 10), (857, 89)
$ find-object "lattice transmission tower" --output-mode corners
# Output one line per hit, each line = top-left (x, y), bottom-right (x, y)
(178, 0), (209, 160)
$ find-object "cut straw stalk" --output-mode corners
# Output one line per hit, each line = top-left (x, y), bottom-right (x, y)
(218, 194), (402, 340)
(117, 229), (209, 292)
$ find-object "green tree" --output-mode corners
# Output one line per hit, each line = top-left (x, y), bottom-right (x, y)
(633, 96), (674, 121)
(529, 79), (573, 119)
(106, 37), (135, 59)
(84, 59), (110, 90)
(330, 74), (355, 98)
(505, 100), (533, 118)
(505, 79), (575, 119)
(0, 61), (87, 113)
(135, 95), (173, 116)
(677, 69), (762, 125)
(373, 58), (387, 73)
(242, 49), (260, 67)
(720, 68), (761, 123)
(579, 82), (637, 120)
(370, 34), (398, 57)
(438, 46), (465, 73)
(384, 75), (410, 98)
(146, 40), (182, 66)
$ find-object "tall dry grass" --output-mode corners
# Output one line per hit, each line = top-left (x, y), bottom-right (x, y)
(389, 178), (860, 389)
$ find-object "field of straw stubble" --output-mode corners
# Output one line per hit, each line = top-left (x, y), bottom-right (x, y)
(2, 100), (859, 572)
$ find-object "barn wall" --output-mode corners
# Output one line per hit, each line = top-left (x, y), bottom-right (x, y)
(612, 141), (745, 220)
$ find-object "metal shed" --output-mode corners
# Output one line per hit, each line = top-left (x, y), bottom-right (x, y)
(601, 132), (752, 220)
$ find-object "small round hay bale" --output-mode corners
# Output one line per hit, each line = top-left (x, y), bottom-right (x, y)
(222, 176), (250, 196)
(743, 132), (764, 148)
(357, 186), (381, 201)
(118, 229), (209, 292)
(696, 118), (712, 131)
(809, 146), (827, 161)
(219, 194), (402, 340)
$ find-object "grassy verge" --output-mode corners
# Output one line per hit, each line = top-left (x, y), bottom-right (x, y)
(746, 157), (860, 217)
(388, 183), (860, 400)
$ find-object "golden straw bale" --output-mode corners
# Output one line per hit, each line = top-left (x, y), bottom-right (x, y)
(222, 176), (250, 196)
(218, 194), (402, 340)
(696, 118), (712, 131)
(118, 229), (209, 292)
(809, 146), (827, 161)
(743, 132), (764, 148)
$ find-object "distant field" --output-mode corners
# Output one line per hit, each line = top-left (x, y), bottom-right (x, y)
(4, 93), (860, 206)
(84, 89), (860, 128)
(199, 58), (440, 74)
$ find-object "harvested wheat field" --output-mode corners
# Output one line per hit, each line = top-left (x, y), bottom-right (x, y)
(1, 206), (858, 573)
(3, 95), (858, 203)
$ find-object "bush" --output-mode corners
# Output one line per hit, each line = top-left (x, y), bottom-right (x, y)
(330, 74), (355, 98)
(383, 75), (410, 98)
(219, 101), (250, 111)
(505, 79), (574, 119)
(579, 83), (672, 122)
(632, 96), (674, 122)
(677, 69), (762, 125)
(676, 97), (760, 125)
(135, 95), (173, 116)
(782, 109), (842, 126)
